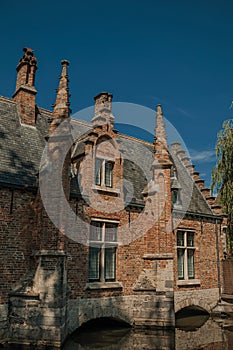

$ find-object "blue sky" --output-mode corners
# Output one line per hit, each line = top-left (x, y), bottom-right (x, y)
(1, 0), (233, 188)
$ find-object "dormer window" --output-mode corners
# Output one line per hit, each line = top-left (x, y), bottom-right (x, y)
(95, 158), (114, 188)
(172, 189), (179, 205)
(171, 167), (182, 206)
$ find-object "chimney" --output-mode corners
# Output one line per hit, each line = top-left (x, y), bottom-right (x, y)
(92, 92), (114, 127)
(13, 48), (37, 126)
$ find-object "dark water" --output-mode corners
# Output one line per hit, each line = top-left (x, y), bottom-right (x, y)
(2, 315), (233, 349)
(62, 315), (233, 350)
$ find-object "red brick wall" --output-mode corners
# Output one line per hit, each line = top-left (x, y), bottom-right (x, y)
(0, 187), (37, 303)
(173, 216), (223, 292)
(222, 259), (233, 295)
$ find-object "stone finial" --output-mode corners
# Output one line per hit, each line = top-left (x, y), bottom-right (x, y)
(50, 60), (71, 133)
(157, 104), (163, 115)
(153, 104), (172, 167)
(155, 104), (167, 143)
(92, 92), (114, 126)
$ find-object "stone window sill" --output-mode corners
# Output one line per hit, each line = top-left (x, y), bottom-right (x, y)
(177, 279), (201, 287)
(92, 185), (120, 196)
(85, 281), (123, 290)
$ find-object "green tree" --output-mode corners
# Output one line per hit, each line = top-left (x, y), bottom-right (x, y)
(211, 119), (233, 254)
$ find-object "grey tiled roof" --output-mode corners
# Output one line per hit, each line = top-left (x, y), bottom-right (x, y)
(0, 97), (213, 216)
(170, 150), (213, 215)
(0, 98), (50, 187)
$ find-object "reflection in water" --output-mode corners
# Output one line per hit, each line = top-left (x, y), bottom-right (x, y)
(63, 327), (131, 349)
(63, 327), (175, 350)
(176, 314), (209, 331)
(2, 316), (233, 349)
(62, 316), (233, 350)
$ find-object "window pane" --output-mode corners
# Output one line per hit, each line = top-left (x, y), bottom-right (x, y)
(90, 222), (102, 241)
(177, 231), (184, 246)
(95, 158), (102, 185)
(105, 247), (116, 280)
(89, 247), (100, 280)
(105, 223), (117, 242)
(105, 161), (113, 187)
(187, 232), (194, 247)
(177, 249), (184, 280)
(188, 250), (195, 279)
(172, 190), (178, 204)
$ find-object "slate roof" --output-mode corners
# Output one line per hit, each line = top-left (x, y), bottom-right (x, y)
(0, 96), (214, 216)
(170, 150), (213, 215)
(0, 97), (50, 188)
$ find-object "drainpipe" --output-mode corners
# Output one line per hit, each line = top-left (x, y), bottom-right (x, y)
(215, 219), (222, 302)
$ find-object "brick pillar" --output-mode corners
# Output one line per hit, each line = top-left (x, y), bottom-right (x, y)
(133, 104), (175, 329)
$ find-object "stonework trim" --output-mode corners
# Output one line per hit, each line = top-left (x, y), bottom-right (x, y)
(33, 250), (66, 256)
(85, 281), (123, 290)
(177, 279), (201, 287)
(143, 253), (174, 260)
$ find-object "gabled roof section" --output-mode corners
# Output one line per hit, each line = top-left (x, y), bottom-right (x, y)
(0, 95), (216, 216)
(170, 149), (213, 215)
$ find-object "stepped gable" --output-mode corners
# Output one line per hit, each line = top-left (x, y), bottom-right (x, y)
(170, 148), (213, 215)
(118, 136), (214, 214)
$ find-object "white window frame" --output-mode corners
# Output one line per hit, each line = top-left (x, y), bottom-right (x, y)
(177, 230), (196, 280)
(95, 158), (114, 188)
(89, 219), (118, 282)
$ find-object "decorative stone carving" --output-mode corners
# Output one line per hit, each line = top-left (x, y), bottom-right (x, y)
(133, 268), (157, 291)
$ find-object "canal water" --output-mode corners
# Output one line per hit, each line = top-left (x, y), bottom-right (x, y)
(2, 314), (233, 349)
(62, 314), (233, 349)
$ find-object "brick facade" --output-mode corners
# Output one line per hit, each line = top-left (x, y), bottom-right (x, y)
(0, 48), (227, 348)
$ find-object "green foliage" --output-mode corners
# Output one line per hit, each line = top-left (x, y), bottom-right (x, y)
(211, 119), (233, 253)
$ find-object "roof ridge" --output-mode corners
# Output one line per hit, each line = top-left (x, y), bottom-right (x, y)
(118, 133), (153, 147)
(0, 96), (16, 104)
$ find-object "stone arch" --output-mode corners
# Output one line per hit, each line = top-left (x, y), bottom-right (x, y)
(79, 316), (131, 330)
(78, 301), (133, 329)
(175, 299), (211, 314)
(95, 135), (117, 160)
(67, 297), (134, 335)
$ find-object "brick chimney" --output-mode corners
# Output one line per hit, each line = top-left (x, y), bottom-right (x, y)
(92, 92), (114, 127)
(13, 48), (37, 126)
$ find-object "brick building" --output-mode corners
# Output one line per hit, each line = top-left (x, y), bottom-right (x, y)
(0, 48), (226, 348)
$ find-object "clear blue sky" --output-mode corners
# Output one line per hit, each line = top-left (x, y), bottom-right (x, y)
(1, 0), (233, 188)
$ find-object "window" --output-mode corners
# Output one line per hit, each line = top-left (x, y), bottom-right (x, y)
(172, 189), (179, 205)
(177, 230), (195, 280)
(89, 220), (118, 282)
(95, 158), (114, 187)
